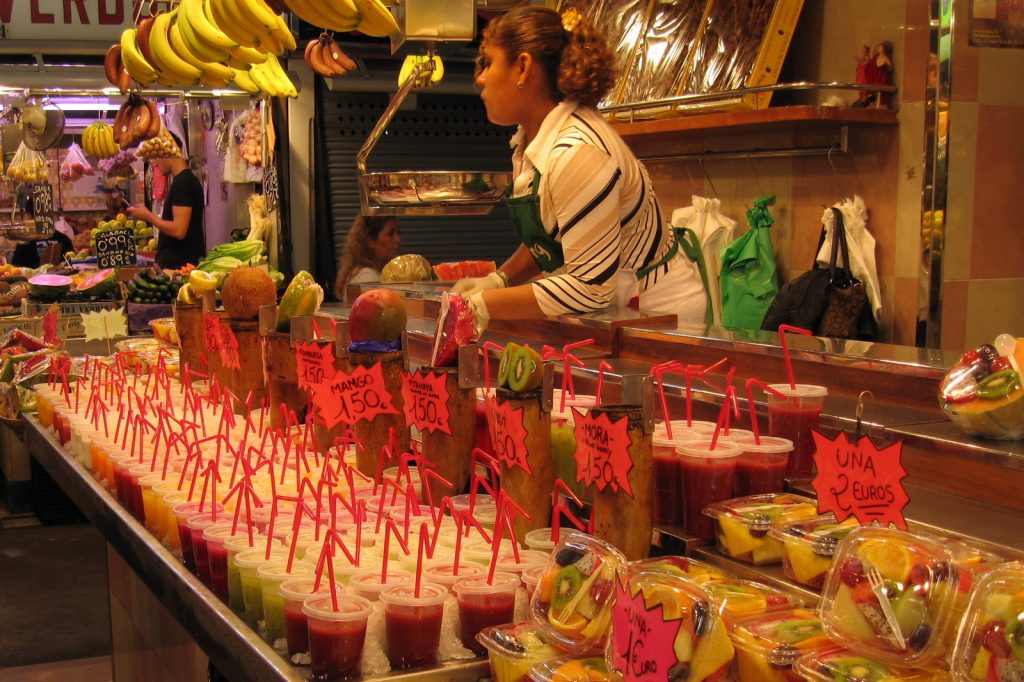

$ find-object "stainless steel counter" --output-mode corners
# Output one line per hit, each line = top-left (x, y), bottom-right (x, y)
(23, 416), (490, 682)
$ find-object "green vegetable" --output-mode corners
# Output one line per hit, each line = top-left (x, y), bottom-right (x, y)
(198, 256), (245, 273)
(198, 240), (267, 271)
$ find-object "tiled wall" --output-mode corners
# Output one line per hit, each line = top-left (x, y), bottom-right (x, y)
(939, 0), (1024, 350)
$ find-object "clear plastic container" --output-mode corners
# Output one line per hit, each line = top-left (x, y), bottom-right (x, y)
(950, 561), (1024, 681)
(677, 439), (744, 540)
(629, 555), (729, 584)
(477, 621), (560, 682)
(606, 565), (734, 682)
(529, 655), (614, 682)
(819, 526), (959, 667)
(793, 645), (952, 682)
(703, 578), (803, 625)
(766, 383), (827, 478)
(729, 607), (832, 682)
(454, 572), (521, 654)
(770, 514), (860, 589)
(703, 493), (819, 564)
(530, 533), (625, 654)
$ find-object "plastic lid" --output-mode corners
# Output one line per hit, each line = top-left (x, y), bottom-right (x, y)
(654, 419), (717, 435)
(768, 514), (859, 557)
(224, 534), (272, 554)
(529, 656), (612, 682)
(675, 438), (744, 459)
(475, 622), (559, 662)
(301, 593), (372, 622)
(278, 577), (341, 603)
(729, 608), (831, 668)
(257, 561), (313, 583)
(702, 493), (819, 530)
(348, 568), (414, 597)
(495, 549), (551, 571)
(524, 527), (558, 551)
(819, 526), (959, 667)
(767, 383), (828, 398)
(793, 646), (945, 682)
(453, 571), (520, 596)
(234, 546), (290, 568)
(951, 561), (1024, 679)
(629, 555), (728, 583)
(703, 579), (803, 620)
(422, 560), (484, 587)
(530, 533), (626, 654)
(378, 582), (447, 607)
(728, 434), (794, 454)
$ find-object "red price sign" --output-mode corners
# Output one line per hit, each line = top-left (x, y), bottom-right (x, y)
(812, 431), (909, 530)
(485, 397), (531, 473)
(611, 576), (685, 682)
(295, 341), (336, 391)
(573, 409), (634, 497)
(401, 369), (451, 435)
(42, 305), (58, 344)
(311, 362), (398, 430)
(219, 324), (241, 370)
(202, 313), (222, 354)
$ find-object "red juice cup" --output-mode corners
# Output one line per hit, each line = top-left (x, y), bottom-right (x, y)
(766, 384), (827, 478)
(729, 435), (794, 496)
(172, 500), (218, 572)
(302, 594), (372, 681)
(494, 549), (551, 579)
(111, 456), (135, 513)
(279, 578), (342, 658)
(421, 560), (484, 594)
(521, 565), (545, 600)
(453, 572), (520, 655)
(378, 582), (447, 669)
(676, 439), (743, 541)
(185, 511), (223, 586)
(347, 568), (413, 602)
(204, 523), (237, 604)
(127, 464), (152, 523)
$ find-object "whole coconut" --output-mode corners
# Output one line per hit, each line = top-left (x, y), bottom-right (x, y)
(221, 266), (277, 320)
(349, 289), (407, 344)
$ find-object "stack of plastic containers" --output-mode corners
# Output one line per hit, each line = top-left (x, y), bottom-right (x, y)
(951, 561), (1024, 681)
(703, 493), (819, 564)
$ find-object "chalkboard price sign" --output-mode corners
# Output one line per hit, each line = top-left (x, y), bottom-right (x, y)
(31, 183), (54, 233)
(95, 227), (137, 268)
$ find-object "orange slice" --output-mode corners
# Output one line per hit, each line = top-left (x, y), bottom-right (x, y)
(859, 539), (913, 583)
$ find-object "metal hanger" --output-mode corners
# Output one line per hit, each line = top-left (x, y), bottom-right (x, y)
(699, 153), (719, 200)
(747, 152), (766, 197)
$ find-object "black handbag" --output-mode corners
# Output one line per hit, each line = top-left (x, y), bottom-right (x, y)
(761, 208), (877, 340)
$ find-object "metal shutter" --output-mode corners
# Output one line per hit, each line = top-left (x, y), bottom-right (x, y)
(315, 86), (520, 291)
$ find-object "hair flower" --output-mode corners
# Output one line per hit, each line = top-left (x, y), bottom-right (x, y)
(561, 8), (581, 33)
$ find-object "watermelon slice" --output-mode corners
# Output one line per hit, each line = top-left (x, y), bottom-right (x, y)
(433, 260), (496, 281)
(28, 274), (73, 302)
(76, 268), (119, 297)
(430, 292), (477, 367)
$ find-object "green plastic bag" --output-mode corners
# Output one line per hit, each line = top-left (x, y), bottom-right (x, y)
(720, 196), (779, 330)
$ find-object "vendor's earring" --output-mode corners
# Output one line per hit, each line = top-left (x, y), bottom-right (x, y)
(516, 81), (525, 89)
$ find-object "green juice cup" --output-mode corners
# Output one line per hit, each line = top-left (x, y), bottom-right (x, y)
(258, 562), (314, 646)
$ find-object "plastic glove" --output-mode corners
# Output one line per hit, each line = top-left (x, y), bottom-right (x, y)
(451, 271), (506, 297)
(466, 291), (491, 338)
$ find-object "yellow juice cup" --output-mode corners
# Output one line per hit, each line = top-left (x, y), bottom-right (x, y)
(139, 474), (166, 533)
(36, 387), (55, 428)
(161, 491), (188, 550)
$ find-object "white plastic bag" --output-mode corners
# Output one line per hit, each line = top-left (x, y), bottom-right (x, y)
(59, 142), (95, 182)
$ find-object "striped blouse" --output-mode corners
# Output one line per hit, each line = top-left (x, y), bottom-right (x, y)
(509, 100), (674, 316)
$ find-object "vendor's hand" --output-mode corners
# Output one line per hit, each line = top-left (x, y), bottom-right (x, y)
(126, 204), (155, 223)
(466, 291), (491, 338)
(452, 271), (506, 297)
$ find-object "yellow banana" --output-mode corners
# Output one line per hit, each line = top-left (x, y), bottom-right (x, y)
(120, 28), (158, 84)
(246, 62), (276, 95)
(231, 0), (278, 33)
(231, 44), (267, 65)
(262, 53), (297, 98)
(209, 0), (262, 48)
(353, 0), (399, 37)
(286, 0), (344, 31)
(270, 14), (296, 52)
(398, 54), (444, 89)
(169, 17), (235, 82)
(231, 68), (261, 94)
(177, 0), (231, 63)
(151, 11), (203, 84)
(82, 125), (95, 156)
(320, 0), (361, 31)
(101, 125), (117, 158)
(200, 71), (233, 88)
(183, 0), (237, 50)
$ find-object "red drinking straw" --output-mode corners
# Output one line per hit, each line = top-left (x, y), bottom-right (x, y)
(595, 360), (614, 405)
(482, 341), (505, 392)
(744, 378), (789, 443)
(414, 521), (429, 597)
(709, 386), (739, 450)
(551, 479), (594, 544)
(488, 492), (530, 584)
(381, 516), (410, 584)
(651, 360), (683, 438)
(559, 339), (595, 410)
(777, 324), (813, 389)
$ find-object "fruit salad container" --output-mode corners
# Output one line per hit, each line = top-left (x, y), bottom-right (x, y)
(703, 578), (804, 625)
(529, 655), (613, 682)
(935, 535), (1005, 653)
(530, 534), (626, 654)
(729, 607), (832, 682)
(939, 335), (1024, 440)
(477, 621), (562, 682)
(607, 567), (734, 682)
(630, 555), (729, 584)
(770, 514), (861, 589)
(950, 561), (1024, 681)
(703, 493), (819, 565)
(820, 526), (959, 667)
(792, 646), (952, 682)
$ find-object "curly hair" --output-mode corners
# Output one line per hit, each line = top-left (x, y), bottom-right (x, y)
(481, 6), (617, 108)
(334, 215), (395, 299)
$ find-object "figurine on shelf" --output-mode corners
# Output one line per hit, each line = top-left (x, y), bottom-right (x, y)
(854, 45), (871, 105)
(854, 41), (894, 109)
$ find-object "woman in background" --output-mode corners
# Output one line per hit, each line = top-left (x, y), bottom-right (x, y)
(334, 215), (401, 299)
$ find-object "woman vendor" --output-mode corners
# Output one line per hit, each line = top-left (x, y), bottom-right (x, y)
(453, 6), (710, 330)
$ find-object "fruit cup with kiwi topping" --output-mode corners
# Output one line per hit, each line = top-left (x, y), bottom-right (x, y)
(951, 561), (1024, 682)
(703, 578), (803, 626)
(793, 645), (953, 682)
(477, 621), (562, 682)
(607, 567), (734, 682)
(820, 527), (959, 667)
(729, 607), (833, 682)
(531, 534), (626, 654)
(630, 555), (729, 585)
(530, 655), (615, 682)
(703, 493), (819, 565)
(940, 335), (1024, 440)
(770, 514), (861, 589)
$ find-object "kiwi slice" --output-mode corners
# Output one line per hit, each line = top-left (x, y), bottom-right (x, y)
(550, 565), (584, 611)
(508, 345), (543, 392)
(775, 618), (824, 644)
(497, 342), (520, 389)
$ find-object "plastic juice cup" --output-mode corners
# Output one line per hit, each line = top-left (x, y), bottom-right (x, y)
(111, 455), (137, 513)
(521, 565), (545, 600)
(89, 437), (111, 484)
(766, 384), (827, 478)
(258, 562), (314, 645)
(652, 434), (681, 527)
(302, 594), (372, 681)
(729, 434), (793, 496)
(524, 528), (558, 553)
(421, 560), (484, 594)
(172, 501), (224, 572)
(449, 493), (496, 515)
(279, 577), (344, 657)
(225, 534), (272, 616)
(233, 546), (289, 628)
(463, 539), (520, 566)
(398, 544), (456, 574)
(494, 549), (551, 579)
(161, 491), (188, 550)
(453, 571), (520, 654)
(138, 474), (166, 532)
(477, 621), (560, 682)
(347, 568), (413, 602)
(186, 511), (225, 586)
(203, 524), (239, 604)
(378, 582), (448, 669)
(36, 387), (54, 428)
(676, 439), (743, 540)
(126, 464), (154, 523)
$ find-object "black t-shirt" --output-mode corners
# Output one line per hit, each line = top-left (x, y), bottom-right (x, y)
(156, 169), (206, 269)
